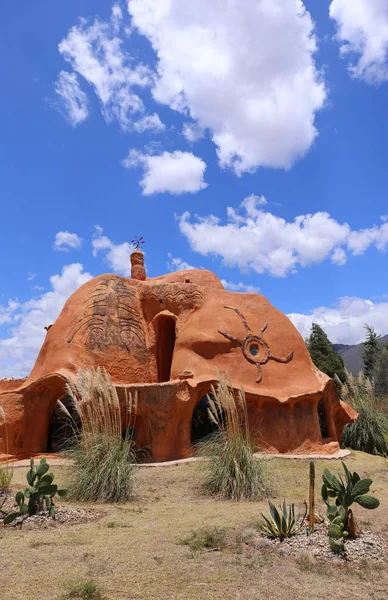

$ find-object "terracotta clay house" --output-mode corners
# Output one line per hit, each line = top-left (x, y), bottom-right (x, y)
(0, 251), (355, 461)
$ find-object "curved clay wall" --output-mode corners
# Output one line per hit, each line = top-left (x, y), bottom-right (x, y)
(0, 379), (27, 393)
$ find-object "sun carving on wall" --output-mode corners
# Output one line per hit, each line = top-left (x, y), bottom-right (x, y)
(218, 306), (294, 383)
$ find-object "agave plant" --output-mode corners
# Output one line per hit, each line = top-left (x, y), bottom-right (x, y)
(260, 500), (302, 540)
(322, 462), (380, 553)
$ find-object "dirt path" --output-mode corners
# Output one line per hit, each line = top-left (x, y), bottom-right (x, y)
(3, 449), (351, 469)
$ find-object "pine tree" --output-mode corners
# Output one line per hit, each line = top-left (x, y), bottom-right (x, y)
(362, 325), (381, 379)
(307, 323), (347, 384)
(374, 345), (388, 398)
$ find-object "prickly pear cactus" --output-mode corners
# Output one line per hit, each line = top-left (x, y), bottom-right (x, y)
(321, 462), (380, 554)
(2, 457), (66, 525)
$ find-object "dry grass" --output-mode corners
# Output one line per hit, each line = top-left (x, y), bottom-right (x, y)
(0, 451), (387, 600)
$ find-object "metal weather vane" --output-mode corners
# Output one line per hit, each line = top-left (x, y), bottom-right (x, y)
(131, 236), (145, 251)
(218, 306), (293, 383)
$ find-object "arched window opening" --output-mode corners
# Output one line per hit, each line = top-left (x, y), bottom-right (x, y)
(318, 399), (329, 439)
(154, 315), (176, 382)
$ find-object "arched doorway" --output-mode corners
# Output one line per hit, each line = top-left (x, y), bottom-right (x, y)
(190, 396), (224, 444)
(154, 314), (176, 382)
(48, 395), (80, 452)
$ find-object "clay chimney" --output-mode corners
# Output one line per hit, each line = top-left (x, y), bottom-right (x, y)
(130, 250), (146, 281)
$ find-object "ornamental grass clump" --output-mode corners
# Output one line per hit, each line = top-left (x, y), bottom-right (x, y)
(66, 368), (137, 503)
(337, 370), (388, 457)
(0, 404), (13, 512)
(200, 373), (267, 501)
(0, 464), (13, 492)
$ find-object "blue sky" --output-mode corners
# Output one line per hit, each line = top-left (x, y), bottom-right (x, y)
(1, 0), (388, 377)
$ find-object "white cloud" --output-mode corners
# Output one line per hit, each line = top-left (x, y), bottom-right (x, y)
(288, 296), (388, 345)
(123, 149), (207, 195)
(167, 254), (196, 271)
(179, 196), (350, 277)
(347, 219), (388, 255)
(221, 280), (260, 294)
(183, 123), (205, 143)
(27, 273), (36, 281)
(330, 0), (388, 84)
(111, 3), (124, 33)
(53, 71), (89, 126)
(226, 194), (268, 224)
(331, 247), (347, 266)
(167, 256), (260, 293)
(53, 231), (83, 251)
(242, 194), (268, 210)
(178, 195), (388, 277)
(57, 8), (155, 131)
(0, 264), (92, 378)
(0, 301), (20, 327)
(132, 112), (165, 133)
(128, 0), (326, 174)
(92, 226), (132, 276)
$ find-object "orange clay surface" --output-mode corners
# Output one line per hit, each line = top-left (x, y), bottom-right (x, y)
(0, 251), (356, 461)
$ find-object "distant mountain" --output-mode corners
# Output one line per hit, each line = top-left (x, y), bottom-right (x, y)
(333, 335), (388, 375)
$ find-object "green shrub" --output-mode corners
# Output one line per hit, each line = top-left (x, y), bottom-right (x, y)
(322, 462), (380, 553)
(338, 370), (388, 457)
(66, 368), (137, 503)
(199, 373), (268, 501)
(181, 527), (227, 551)
(342, 407), (388, 457)
(2, 457), (66, 524)
(373, 345), (388, 398)
(362, 325), (380, 380)
(306, 323), (347, 391)
(65, 579), (102, 600)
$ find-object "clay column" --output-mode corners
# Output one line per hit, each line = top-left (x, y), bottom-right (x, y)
(131, 250), (146, 281)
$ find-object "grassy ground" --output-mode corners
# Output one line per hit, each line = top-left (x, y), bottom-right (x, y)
(1, 452), (387, 600)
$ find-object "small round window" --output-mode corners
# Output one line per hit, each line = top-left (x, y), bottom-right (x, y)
(249, 344), (259, 357)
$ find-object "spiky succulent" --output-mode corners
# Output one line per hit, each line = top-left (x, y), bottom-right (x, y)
(260, 501), (299, 540)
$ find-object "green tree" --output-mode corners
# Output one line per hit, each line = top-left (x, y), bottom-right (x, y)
(374, 345), (388, 398)
(362, 325), (381, 379)
(307, 323), (347, 385)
